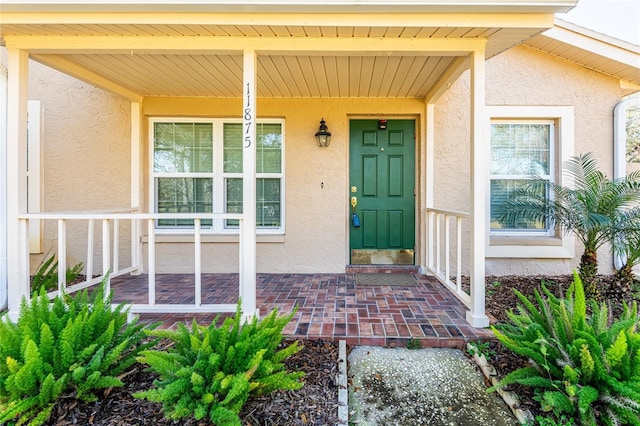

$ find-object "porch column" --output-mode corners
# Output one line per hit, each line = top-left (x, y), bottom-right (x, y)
(241, 49), (257, 319)
(468, 48), (490, 328)
(6, 47), (29, 320)
(130, 101), (143, 274)
(425, 102), (435, 269)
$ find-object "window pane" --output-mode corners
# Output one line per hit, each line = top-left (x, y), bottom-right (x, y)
(154, 122), (212, 173)
(224, 123), (243, 173)
(490, 179), (546, 231)
(225, 178), (243, 227)
(257, 178), (281, 227)
(225, 123), (283, 173)
(490, 123), (550, 175)
(225, 178), (282, 228)
(156, 177), (212, 227)
(257, 123), (282, 173)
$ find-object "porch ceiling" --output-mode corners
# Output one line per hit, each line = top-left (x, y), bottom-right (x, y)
(1, 12), (560, 99)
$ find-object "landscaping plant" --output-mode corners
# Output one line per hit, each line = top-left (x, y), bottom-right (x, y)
(135, 304), (304, 426)
(496, 153), (640, 298)
(609, 211), (640, 300)
(0, 279), (156, 426)
(31, 253), (84, 295)
(491, 272), (640, 425)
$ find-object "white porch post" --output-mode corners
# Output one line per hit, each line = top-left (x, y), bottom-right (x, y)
(467, 48), (490, 328)
(425, 102), (435, 270)
(130, 101), (143, 274)
(6, 47), (29, 319)
(241, 49), (257, 320)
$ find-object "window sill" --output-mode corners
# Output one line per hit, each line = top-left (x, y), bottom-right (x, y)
(142, 234), (285, 244)
(487, 235), (574, 259)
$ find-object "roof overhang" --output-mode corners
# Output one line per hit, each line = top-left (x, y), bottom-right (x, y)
(525, 19), (640, 93)
(0, 2), (578, 100)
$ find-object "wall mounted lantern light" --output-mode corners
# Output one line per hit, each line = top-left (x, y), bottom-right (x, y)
(315, 118), (332, 147)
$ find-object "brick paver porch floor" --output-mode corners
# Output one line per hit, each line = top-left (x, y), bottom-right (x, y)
(110, 273), (493, 348)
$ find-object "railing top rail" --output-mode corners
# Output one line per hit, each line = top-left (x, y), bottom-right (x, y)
(18, 212), (245, 220)
(425, 207), (470, 219)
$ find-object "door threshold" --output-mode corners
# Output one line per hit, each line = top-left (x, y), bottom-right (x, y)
(346, 265), (420, 274)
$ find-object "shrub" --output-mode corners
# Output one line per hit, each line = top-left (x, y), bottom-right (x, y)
(491, 272), (640, 425)
(0, 279), (156, 426)
(31, 253), (84, 295)
(135, 304), (304, 426)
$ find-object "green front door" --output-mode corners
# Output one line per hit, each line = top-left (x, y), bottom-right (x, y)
(349, 119), (415, 265)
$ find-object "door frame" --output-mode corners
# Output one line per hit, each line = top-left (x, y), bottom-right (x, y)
(346, 115), (421, 266)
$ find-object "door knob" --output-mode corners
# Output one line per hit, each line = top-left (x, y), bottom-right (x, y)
(351, 196), (358, 208)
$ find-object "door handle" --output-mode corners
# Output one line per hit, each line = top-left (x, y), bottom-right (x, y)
(351, 196), (358, 208)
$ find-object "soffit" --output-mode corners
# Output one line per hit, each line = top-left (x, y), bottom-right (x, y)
(524, 20), (640, 87)
(0, 12), (559, 98)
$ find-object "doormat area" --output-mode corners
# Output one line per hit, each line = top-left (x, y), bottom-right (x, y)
(355, 273), (417, 286)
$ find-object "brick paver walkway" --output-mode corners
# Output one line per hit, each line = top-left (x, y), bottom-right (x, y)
(110, 273), (493, 348)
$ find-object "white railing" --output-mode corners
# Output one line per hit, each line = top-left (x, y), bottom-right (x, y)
(17, 210), (244, 316)
(425, 208), (471, 307)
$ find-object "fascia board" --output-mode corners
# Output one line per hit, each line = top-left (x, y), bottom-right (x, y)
(0, 0), (578, 13)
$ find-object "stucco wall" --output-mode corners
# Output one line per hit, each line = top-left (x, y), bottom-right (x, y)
(433, 45), (626, 275)
(27, 60), (132, 274)
(142, 97), (424, 273)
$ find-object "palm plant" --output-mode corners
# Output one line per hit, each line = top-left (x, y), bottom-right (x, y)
(496, 153), (640, 298)
(609, 210), (640, 299)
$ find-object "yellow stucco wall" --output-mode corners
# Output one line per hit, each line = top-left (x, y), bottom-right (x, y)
(142, 97), (424, 273)
(26, 60), (132, 274)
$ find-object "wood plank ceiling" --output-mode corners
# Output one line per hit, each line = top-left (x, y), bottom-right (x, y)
(2, 22), (539, 98)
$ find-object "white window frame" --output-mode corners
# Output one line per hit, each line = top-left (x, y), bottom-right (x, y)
(149, 117), (285, 235)
(485, 106), (575, 259)
(489, 119), (556, 237)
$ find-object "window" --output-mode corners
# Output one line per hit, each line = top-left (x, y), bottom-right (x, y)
(485, 106), (574, 259)
(150, 118), (284, 233)
(490, 120), (554, 235)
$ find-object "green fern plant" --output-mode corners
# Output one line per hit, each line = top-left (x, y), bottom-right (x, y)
(0, 279), (157, 426)
(491, 271), (640, 426)
(135, 304), (304, 426)
(31, 253), (84, 295)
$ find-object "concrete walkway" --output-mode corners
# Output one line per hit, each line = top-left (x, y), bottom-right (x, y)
(348, 346), (517, 426)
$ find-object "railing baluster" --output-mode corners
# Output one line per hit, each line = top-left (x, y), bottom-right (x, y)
(113, 218), (119, 275)
(58, 219), (67, 294)
(19, 219), (30, 299)
(427, 211), (434, 269)
(147, 218), (156, 306)
(445, 214), (451, 282)
(435, 213), (441, 275)
(86, 219), (94, 284)
(102, 219), (110, 298)
(456, 216), (463, 294)
(194, 218), (202, 307)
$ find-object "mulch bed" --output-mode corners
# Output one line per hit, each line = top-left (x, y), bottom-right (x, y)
(31, 274), (639, 425)
(43, 339), (339, 426)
